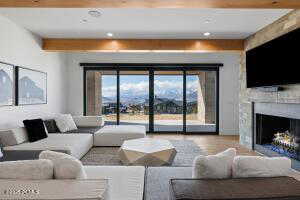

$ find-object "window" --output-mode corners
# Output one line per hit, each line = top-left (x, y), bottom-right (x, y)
(84, 65), (219, 134)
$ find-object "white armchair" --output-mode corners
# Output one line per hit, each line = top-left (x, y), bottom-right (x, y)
(72, 116), (104, 127)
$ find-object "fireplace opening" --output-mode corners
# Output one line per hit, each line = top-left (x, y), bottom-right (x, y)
(256, 114), (300, 160)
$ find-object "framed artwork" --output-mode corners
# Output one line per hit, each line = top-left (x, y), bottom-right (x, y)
(0, 62), (14, 107)
(17, 67), (47, 105)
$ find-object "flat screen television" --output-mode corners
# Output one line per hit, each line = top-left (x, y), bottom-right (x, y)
(246, 28), (300, 88)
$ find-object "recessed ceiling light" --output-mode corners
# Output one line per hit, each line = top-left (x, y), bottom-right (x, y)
(203, 32), (211, 36)
(107, 32), (114, 37)
(204, 19), (211, 24)
(88, 10), (102, 18)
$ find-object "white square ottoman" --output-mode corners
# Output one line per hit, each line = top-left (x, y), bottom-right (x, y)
(94, 125), (146, 146)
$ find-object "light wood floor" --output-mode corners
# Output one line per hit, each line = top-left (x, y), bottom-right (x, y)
(147, 134), (258, 156)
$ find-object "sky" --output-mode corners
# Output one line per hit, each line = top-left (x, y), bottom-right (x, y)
(101, 75), (199, 99)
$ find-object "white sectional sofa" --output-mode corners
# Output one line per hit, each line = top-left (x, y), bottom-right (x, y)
(0, 116), (102, 161)
(0, 115), (146, 161)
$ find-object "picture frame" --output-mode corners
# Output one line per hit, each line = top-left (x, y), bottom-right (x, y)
(16, 67), (47, 105)
(0, 61), (14, 107)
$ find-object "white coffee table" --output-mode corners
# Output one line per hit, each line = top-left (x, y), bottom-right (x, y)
(118, 138), (177, 166)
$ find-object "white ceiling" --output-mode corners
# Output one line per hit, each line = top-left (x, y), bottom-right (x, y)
(0, 8), (291, 39)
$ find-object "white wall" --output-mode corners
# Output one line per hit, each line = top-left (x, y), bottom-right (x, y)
(0, 15), (68, 129)
(66, 52), (240, 135)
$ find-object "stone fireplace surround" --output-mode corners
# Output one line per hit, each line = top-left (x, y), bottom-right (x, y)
(237, 9), (300, 171)
(253, 102), (300, 170)
(239, 10), (300, 151)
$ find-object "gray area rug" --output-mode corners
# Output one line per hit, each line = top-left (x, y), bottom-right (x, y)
(145, 167), (192, 200)
(81, 140), (206, 167)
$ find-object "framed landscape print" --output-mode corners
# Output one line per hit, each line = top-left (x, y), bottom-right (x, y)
(17, 67), (47, 105)
(0, 62), (14, 107)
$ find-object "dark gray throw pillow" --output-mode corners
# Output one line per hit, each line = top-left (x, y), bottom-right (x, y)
(23, 119), (48, 142)
(44, 119), (60, 133)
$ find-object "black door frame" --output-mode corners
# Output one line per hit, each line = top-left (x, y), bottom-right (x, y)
(82, 63), (222, 135)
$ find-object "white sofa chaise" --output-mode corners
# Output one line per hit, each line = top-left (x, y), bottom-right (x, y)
(94, 125), (146, 146)
(3, 134), (93, 159)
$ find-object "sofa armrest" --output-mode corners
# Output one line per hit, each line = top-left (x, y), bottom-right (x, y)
(73, 116), (104, 127)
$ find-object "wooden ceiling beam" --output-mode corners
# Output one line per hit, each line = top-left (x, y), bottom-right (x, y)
(42, 39), (244, 52)
(0, 0), (299, 8)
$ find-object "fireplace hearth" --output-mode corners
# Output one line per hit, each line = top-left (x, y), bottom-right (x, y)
(253, 103), (300, 170)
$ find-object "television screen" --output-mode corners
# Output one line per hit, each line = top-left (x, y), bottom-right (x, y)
(246, 28), (300, 88)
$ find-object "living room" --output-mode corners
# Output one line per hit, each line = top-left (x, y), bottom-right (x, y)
(0, 1), (300, 200)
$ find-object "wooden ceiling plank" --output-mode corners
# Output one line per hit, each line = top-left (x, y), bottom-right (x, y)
(42, 39), (244, 52)
(0, 0), (299, 8)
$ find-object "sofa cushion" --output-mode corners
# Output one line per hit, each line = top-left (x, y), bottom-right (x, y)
(84, 166), (145, 200)
(0, 159), (54, 180)
(66, 126), (101, 134)
(23, 118), (48, 142)
(169, 177), (300, 200)
(192, 148), (236, 179)
(0, 127), (28, 147)
(54, 114), (77, 133)
(40, 150), (87, 179)
(44, 119), (60, 133)
(3, 134), (93, 159)
(233, 156), (291, 178)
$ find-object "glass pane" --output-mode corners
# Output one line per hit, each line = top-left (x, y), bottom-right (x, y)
(154, 71), (183, 132)
(100, 71), (117, 125)
(186, 71), (216, 132)
(119, 71), (149, 131)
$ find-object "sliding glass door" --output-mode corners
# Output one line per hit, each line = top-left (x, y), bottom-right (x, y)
(154, 71), (183, 132)
(100, 71), (118, 125)
(119, 71), (149, 131)
(85, 70), (118, 125)
(186, 71), (217, 132)
(84, 66), (219, 134)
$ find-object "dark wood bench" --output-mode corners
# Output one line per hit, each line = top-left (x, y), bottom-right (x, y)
(170, 177), (300, 200)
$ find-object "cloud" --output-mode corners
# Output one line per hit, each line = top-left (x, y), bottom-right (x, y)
(102, 79), (199, 97)
(154, 80), (182, 96)
(120, 81), (149, 93)
(102, 86), (116, 97)
(187, 80), (198, 93)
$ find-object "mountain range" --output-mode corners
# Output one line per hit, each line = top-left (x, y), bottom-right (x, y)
(102, 90), (197, 105)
